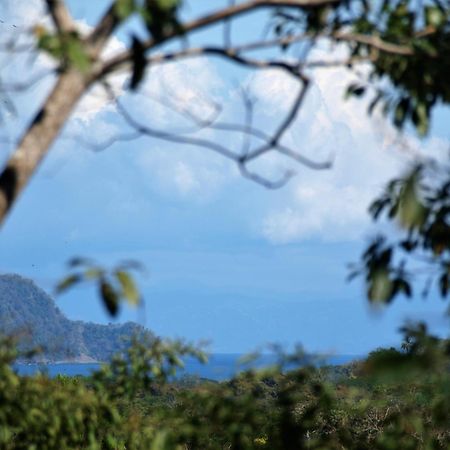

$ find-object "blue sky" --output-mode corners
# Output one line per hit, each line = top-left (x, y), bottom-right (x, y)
(0, 0), (449, 354)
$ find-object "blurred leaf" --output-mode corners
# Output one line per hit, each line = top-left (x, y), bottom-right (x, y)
(368, 91), (383, 116)
(425, 5), (445, 27)
(369, 198), (390, 220)
(116, 270), (140, 305)
(100, 280), (119, 316)
(118, 259), (146, 273)
(55, 274), (82, 294)
(368, 269), (394, 303)
(84, 268), (103, 280)
(150, 430), (172, 450)
(115, 0), (135, 19)
(65, 34), (90, 72)
(129, 35), (147, 90)
(143, 0), (182, 41)
(395, 278), (412, 297)
(412, 101), (429, 136)
(67, 257), (94, 268)
(156, 0), (180, 10)
(439, 273), (449, 297)
(394, 98), (410, 128)
(397, 169), (428, 229)
(345, 83), (365, 99)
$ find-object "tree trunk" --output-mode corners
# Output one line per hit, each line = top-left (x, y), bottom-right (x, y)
(0, 70), (88, 226)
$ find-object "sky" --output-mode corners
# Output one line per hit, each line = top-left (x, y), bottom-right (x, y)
(0, 0), (449, 354)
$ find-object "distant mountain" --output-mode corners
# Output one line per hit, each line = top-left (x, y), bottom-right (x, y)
(0, 274), (150, 363)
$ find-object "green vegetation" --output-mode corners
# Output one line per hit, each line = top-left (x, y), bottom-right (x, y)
(0, 326), (448, 450)
(0, 0), (449, 448)
(0, 274), (149, 362)
(1, 275), (447, 449)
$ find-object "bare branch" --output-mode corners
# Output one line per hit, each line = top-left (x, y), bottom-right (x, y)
(238, 73), (331, 170)
(239, 163), (295, 189)
(239, 88), (254, 157)
(96, 26), (422, 83)
(45, 0), (76, 33)
(276, 144), (332, 169)
(335, 32), (414, 56)
(61, 131), (142, 152)
(0, 0), (344, 225)
(223, 0), (236, 48)
(136, 82), (330, 172)
(103, 82), (238, 161)
(96, 0), (342, 78)
(132, 86), (271, 145)
(0, 70), (88, 225)
(137, 91), (222, 135)
(87, 4), (122, 56)
(147, 46), (301, 73)
(102, 47), (330, 190)
(271, 73), (308, 144)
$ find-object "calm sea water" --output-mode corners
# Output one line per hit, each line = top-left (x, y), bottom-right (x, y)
(14, 354), (362, 381)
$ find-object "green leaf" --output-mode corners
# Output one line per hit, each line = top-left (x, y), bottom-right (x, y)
(100, 280), (119, 316)
(84, 268), (103, 280)
(129, 35), (147, 90)
(412, 102), (429, 136)
(368, 269), (394, 303)
(369, 198), (389, 220)
(115, 0), (135, 20)
(425, 6), (445, 27)
(65, 35), (90, 72)
(115, 270), (140, 305)
(36, 30), (63, 59)
(397, 170), (428, 229)
(395, 279), (412, 298)
(55, 274), (82, 294)
(439, 273), (449, 297)
(156, 0), (180, 10)
(394, 98), (410, 128)
(151, 430), (172, 450)
(67, 257), (94, 268)
(345, 83), (365, 99)
(368, 92), (383, 116)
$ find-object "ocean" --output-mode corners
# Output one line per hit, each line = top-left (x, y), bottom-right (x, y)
(14, 354), (362, 381)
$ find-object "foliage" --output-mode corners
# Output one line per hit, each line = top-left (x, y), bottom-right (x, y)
(34, 27), (91, 73)
(56, 258), (145, 317)
(0, 0), (449, 448)
(353, 161), (450, 304)
(273, 0), (450, 136)
(0, 324), (448, 450)
(23, 0), (450, 135)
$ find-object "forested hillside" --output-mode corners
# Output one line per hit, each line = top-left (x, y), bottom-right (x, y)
(0, 274), (148, 362)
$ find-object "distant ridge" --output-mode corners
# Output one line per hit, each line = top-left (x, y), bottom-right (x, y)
(0, 274), (149, 363)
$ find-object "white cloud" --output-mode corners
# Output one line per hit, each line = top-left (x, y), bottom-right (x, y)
(72, 30), (128, 123)
(2, 2), (448, 241)
(134, 144), (234, 201)
(263, 184), (374, 243)
(173, 161), (198, 194)
(0, 0), (45, 28)
(252, 55), (449, 243)
(118, 57), (226, 130)
(60, 37), (449, 230)
(0, 0), (232, 203)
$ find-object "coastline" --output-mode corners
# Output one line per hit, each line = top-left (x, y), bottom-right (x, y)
(16, 357), (101, 365)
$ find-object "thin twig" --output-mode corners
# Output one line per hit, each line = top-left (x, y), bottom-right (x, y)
(94, 0), (342, 79)
(61, 131), (142, 152)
